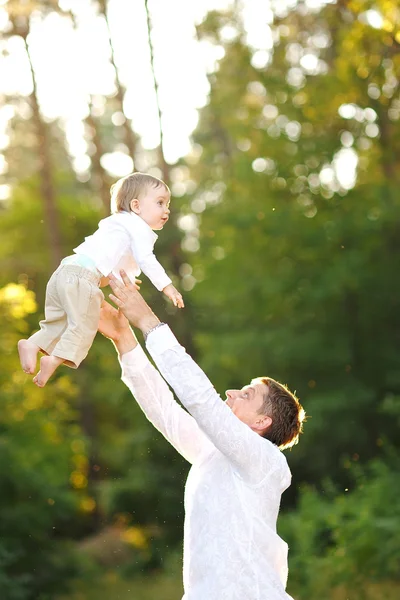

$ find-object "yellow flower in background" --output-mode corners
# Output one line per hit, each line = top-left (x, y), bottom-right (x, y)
(70, 471), (87, 489)
(0, 284), (37, 320)
(72, 453), (89, 472)
(120, 526), (148, 550)
(382, 18), (394, 32)
(79, 496), (96, 513)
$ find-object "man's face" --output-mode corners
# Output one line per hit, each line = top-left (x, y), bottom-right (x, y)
(133, 186), (171, 230)
(225, 382), (271, 434)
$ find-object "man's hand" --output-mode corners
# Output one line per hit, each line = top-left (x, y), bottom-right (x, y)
(98, 301), (137, 356)
(108, 271), (160, 335)
(98, 301), (129, 342)
(163, 283), (184, 308)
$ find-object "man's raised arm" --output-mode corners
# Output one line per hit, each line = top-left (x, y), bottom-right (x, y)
(99, 301), (210, 465)
(108, 273), (288, 486)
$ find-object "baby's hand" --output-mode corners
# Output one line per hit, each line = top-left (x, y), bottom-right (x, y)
(163, 283), (184, 309)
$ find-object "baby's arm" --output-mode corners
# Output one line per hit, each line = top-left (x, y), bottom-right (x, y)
(138, 251), (171, 290)
(131, 234), (184, 308)
(162, 283), (184, 308)
(140, 254), (184, 309)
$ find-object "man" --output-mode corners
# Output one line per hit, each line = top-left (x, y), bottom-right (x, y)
(99, 271), (305, 600)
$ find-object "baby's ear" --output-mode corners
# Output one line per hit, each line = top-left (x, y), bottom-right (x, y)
(130, 198), (140, 214)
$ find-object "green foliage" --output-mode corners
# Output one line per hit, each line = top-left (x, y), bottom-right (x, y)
(0, 284), (86, 598)
(57, 552), (183, 600)
(1, 0), (400, 597)
(0, 176), (103, 299)
(0, 178), (188, 593)
(184, 0), (400, 494)
(280, 451), (400, 599)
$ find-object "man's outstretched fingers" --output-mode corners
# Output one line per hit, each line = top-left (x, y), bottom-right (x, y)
(120, 269), (135, 288)
(109, 278), (127, 301)
(108, 273), (125, 292)
(109, 293), (124, 307)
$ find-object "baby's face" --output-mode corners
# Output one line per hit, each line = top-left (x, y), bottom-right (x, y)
(135, 186), (171, 230)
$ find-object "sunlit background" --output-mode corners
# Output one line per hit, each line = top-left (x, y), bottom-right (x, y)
(0, 0), (369, 187)
(1, 1), (400, 599)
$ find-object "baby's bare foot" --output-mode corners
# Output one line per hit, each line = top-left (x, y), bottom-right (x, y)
(33, 355), (63, 387)
(18, 339), (40, 374)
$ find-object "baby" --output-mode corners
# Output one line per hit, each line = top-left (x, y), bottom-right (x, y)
(18, 172), (183, 387)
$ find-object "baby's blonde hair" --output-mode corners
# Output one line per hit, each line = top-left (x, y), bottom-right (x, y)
(110, 172), (170, 213)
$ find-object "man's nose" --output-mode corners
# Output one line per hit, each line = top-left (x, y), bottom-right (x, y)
(226, 389), (236, 399)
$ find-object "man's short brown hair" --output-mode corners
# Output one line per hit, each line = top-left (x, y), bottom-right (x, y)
(252, 377), (305, 450)
(110, 172), (170, 213)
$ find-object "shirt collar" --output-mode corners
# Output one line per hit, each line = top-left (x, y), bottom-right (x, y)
(122, 211), (158, 242)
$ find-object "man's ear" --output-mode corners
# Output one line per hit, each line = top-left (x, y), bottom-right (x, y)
(253, 415), (272, 434)
(130, 198), (140, 214)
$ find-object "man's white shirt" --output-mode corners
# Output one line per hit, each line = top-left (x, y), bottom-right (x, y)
(120, 325), (294, 600)
(74, 211), (172, 291)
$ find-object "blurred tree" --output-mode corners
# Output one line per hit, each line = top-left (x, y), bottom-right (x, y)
(84, 103), (113, 214)
(0, 282), (86, 599)
(1, 0), (76, 268)
(183, 1), (400, 493)
(97, 0), (138, 163)
(144, 0), (169, 181)
(1, 1), (399, 597)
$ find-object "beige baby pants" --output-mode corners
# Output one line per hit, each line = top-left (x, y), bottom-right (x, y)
(29, 264), (104, 368)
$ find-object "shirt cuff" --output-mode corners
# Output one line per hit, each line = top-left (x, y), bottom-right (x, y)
(119, 343), (149, 374)
(153, 273), (172, 292)
(145, 324), (180, 357)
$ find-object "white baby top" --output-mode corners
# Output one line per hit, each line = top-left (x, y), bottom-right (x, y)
(74, 211), (172, 291)
(120, 325), (294, 600)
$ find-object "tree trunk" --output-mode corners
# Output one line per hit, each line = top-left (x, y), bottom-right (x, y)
(85, 104), (112, 213)
(79, 393), (103, 531)
(98, 0), (138, 164)
(144, 0), (199, 357)
(144, 0), (169, 181)
(23, 35), (62, 269)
